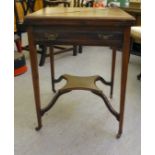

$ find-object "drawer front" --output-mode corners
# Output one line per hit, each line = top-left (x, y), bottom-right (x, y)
(33, 27), (123, 47)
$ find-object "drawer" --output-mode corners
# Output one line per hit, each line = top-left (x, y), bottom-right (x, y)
(33, 27), (123, 47)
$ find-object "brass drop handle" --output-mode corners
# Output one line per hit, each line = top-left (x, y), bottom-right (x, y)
(98, 34), (113, 40)
(45, 33), (58, 41)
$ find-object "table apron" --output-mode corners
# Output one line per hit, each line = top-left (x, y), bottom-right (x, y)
(33, 27), (123, 47)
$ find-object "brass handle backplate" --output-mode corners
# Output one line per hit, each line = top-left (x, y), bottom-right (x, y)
(45, 33), (58, 41)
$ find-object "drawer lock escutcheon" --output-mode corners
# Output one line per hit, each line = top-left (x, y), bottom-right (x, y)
(45, 33), (58, 41)
(98, 34), (113, 40)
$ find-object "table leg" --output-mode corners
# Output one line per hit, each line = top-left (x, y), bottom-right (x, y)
(117, 28), (131, 138)
(110, 48), (116, 98)
(27, 27), (42, 130)
(49, 46), (56, 92)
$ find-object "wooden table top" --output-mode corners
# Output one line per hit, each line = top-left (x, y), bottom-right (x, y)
(25, 7), (135, 25)
(121, 6), (141, 14)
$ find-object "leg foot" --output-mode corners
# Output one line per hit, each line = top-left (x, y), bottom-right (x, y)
(116, 132), (122, 139)
(116, 128), (122, 139)
(35, 124), (42, 131)
(73, 46), (77, 56)
(79, 45), (82, 53)
(137, 73), (141, 80)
